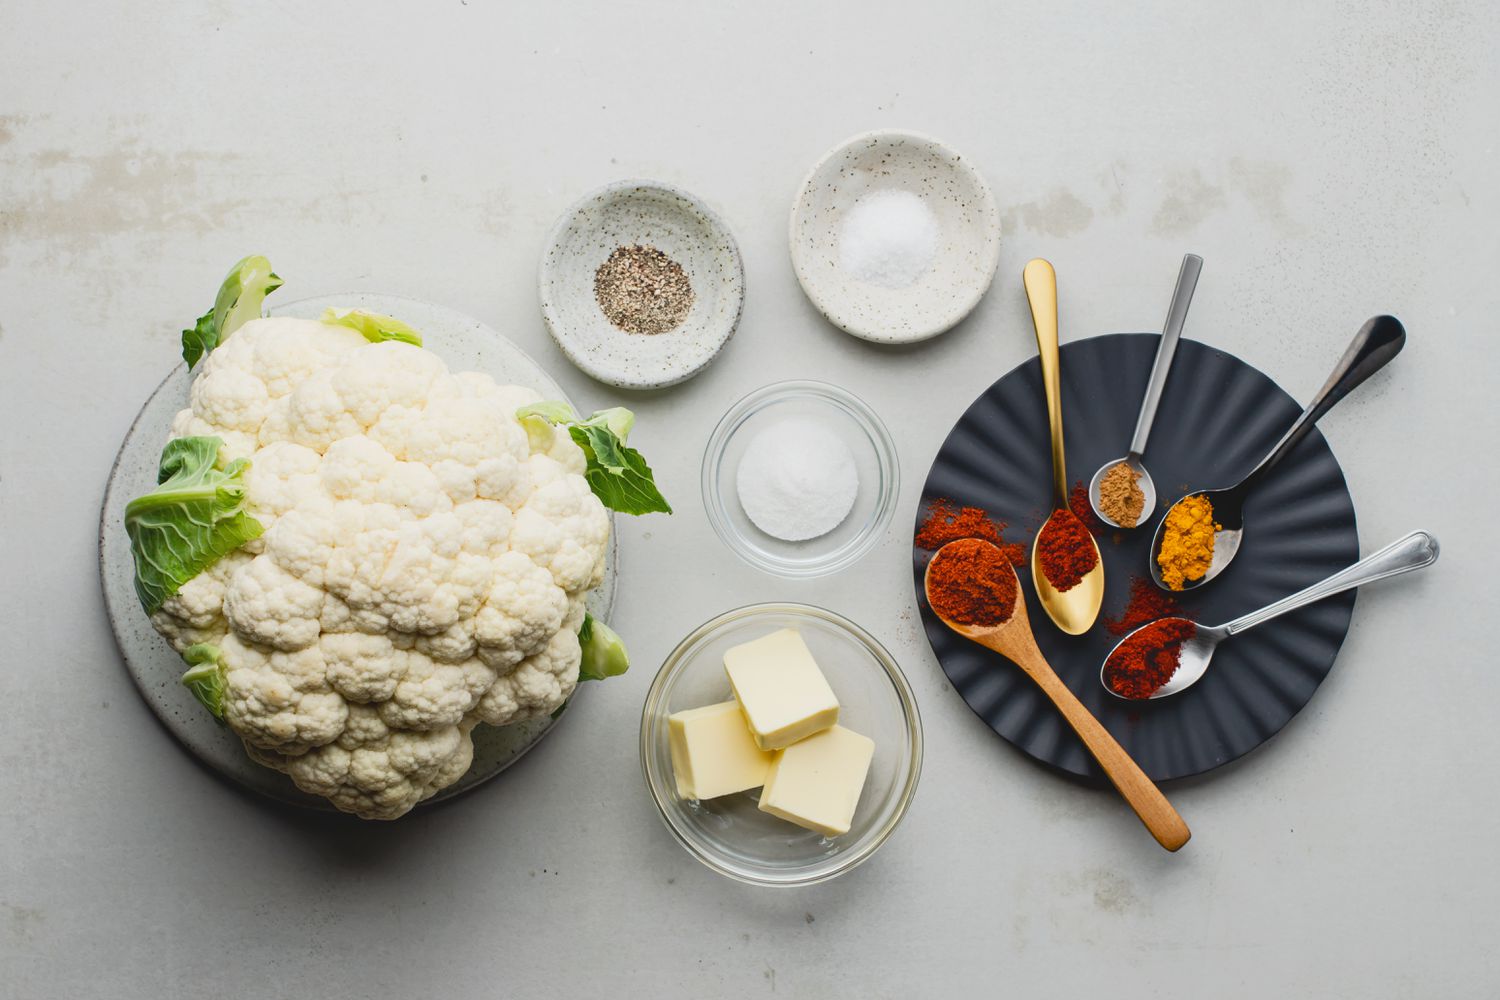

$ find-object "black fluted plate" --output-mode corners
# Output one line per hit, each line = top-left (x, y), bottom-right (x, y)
(913, 334), (1358, 783)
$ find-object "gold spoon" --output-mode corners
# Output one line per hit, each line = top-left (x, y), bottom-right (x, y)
(924, 539), (1190, 851)
(1022, 258), (1103, 634)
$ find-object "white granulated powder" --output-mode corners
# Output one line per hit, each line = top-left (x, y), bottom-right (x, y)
(735, 417), (859, 542)
(837, 189), (939, 289)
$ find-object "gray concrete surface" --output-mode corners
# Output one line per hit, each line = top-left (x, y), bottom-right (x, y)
(2, 2), (1496, 997)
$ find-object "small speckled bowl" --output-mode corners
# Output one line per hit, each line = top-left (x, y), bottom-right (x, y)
(540, 180), (745, 389)
(789, 130), (1001, 344)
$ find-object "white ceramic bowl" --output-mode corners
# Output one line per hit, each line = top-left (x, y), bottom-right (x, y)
(540, 180), (744, 389)
(701, 381), (899, 579)
(789, 130), (1001, 344)
(641, 604), (923, 886)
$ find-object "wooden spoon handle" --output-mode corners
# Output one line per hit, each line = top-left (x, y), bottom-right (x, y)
(1020, 649), (1191, 851)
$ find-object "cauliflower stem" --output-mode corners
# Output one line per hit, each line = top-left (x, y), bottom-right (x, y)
(181, 255), (282, 369)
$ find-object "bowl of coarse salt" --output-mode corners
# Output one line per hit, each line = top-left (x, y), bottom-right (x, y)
(702, 380), (899, 578)
(789, 130), (1001, 344)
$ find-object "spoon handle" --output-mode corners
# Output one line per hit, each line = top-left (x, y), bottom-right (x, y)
(1007, 641), (1191, 851)
(1024, 259), (1068, 506)
(1128, 254), (1202, 458)
(1241, 316), (1406, 492)
(1224, 530), (1439, 636)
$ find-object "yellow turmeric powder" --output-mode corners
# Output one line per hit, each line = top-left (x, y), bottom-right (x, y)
(1157, 494), (1219, 590)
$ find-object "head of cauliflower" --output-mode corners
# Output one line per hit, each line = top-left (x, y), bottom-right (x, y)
(149, 317), (610, 819)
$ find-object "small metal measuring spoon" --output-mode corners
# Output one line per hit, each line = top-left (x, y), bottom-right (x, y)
(1089, 254), (1202, 530)
(1149, 315), (1407, 591)
(1107, 530), (1439, 700)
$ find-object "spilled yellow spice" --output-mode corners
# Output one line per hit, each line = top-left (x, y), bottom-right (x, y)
(1157, 494), (1219, 590)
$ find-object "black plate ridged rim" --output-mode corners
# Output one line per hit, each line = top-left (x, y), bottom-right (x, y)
(912, 334), (1359, 783)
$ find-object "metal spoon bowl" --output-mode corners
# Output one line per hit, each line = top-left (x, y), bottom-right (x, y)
(1110, 530), (1438, 699)
(1089, 454), (1156, 531)
(1149, 314), (1406, 591)
(1090, 254), (1201, 529)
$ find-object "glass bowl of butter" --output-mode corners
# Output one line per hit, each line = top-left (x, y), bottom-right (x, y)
(640, 603), (922, 886)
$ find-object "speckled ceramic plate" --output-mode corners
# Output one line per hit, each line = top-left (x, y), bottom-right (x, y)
(790, 130), (1001, 344)
(100, 294), (616, 812)
(539, 180), (744, 389)
(913, 334), (1359, 783)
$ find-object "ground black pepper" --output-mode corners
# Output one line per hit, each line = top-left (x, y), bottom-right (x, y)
(593, 244), (694, 335)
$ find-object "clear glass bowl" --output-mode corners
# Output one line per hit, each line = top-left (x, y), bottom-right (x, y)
(702, 381), (899, 578)
(640, 604), (923, 886)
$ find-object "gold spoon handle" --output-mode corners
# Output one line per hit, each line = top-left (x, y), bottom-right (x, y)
(1012, 642), (1191, 851)
(1023, 258), (1067, 506)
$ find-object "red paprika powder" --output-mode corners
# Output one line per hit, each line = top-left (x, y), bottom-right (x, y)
(1035, 507), (1098, 591)
(1069, 479), (1103, 535)
(916, 498), (1025, 567)
(1103, 618), (1197, 699)
(925, 537), (1018, 627)
(1105, 577), (1186, 636)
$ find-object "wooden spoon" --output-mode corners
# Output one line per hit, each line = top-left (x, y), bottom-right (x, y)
(925, 539), (1191, 851)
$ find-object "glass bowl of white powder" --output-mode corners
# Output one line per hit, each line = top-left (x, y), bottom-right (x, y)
(702, 380), (898, 578)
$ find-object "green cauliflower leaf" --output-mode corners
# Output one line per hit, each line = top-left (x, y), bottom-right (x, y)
(124, 436), (263, 614)
(577, 614), (629, 682)
(320, 307), (424, 347)
(181, 255), (282, 369)
(181, 643), (228, 719)
(516, 403), (671, 516)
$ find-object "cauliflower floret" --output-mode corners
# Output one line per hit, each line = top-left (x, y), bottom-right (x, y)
(158, 550), (249, 628)
(470, 626), (581, 727)
(221, 635), (348, 754)
(330, 341), (448, 427)
(189, 365), (271, 433)
(224, 554), (325, 652)
(321, 633), (405, 703)
(415, 619), (479, 663)
(472, 551), (568, 670)
(238, 317), (368, 398)
(379, 650), (494, 731)
(146, 316), (617, 820)
(256, 707), (477, 820)
(509, 460), (610, 592)
(150, 551), (252, 652)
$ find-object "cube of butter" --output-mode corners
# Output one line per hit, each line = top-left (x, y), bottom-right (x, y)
(723, 628), (839, 750)
(758, 725), (876, 837)
(668, 700), (773, 800)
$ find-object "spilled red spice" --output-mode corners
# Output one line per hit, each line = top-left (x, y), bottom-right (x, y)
(1035, 507), (1098, 591)
(1104, 618), (1198, 699)
(1069, 479), (1104, 535)
(915, 498), (1025, 567)
(925, 537), (1018, 626)
(1105, 577), (1187, 636)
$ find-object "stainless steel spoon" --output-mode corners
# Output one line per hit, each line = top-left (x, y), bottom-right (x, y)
(1149, 315), (1406, 591)
(1107, 530), (1438, 700)
(1089, 253), (1202, 529)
